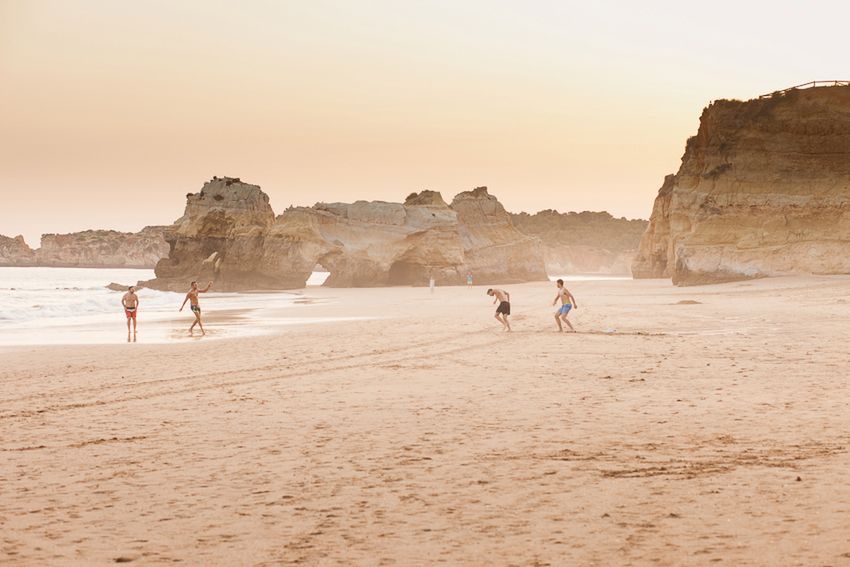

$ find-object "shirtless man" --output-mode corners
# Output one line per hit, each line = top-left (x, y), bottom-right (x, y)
(552, 278), (578, 332)
(122, 286), (139, 336)
(180, 281), (213, 335)
(487, 288), (511, 331)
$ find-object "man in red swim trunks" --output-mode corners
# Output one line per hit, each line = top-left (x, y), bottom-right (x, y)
(122, 286), (139, 336)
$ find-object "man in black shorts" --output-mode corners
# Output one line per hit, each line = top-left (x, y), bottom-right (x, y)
(487, 288), (511, 332)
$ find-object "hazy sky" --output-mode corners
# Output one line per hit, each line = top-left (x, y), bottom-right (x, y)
(2, 0), (848, 246)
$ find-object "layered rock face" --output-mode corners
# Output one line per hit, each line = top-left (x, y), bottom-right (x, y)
(146, 177), (279, 291)
(145, 179), (547, 290)
(265, 190), (466, 287)
(36, 226), (168, 268)
(0, 235), (36, 266)
(633, 85), (850, 285)
(0, 229), (167, 268)
(451, 187), (548, 283)
(510, 210), (647, 275)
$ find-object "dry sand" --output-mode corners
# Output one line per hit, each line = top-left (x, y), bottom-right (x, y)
(2, 277), (850, 565)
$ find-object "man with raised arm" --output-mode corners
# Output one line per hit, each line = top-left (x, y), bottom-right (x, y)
(180, 280), (213, 335)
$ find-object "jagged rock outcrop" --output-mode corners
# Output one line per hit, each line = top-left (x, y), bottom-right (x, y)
(451, 187), (548, 283)
(510, 210), (647, 275)
(144, 179), (548, 290)
(633, 85), (850, 285)
(263, 190), (466, 287)
(144, 177), (279, 291)
(36, 226), (168, 268)
(0, 234), (36, 266)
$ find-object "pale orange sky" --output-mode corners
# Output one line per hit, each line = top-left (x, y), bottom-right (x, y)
(1, 0), (847, 246)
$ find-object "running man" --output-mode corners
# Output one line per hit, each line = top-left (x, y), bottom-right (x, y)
(487, 288), (511, 331)
(552, 278), (578, 332)
(122, 286), (139, 335)
(180, 280), (213, 335)
(466, 272), (473, 286)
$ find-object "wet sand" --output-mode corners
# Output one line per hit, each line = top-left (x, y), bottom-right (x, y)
(2, 277), (850, 565)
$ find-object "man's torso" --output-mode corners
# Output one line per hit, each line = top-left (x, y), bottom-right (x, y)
(123, 293), (138, 308)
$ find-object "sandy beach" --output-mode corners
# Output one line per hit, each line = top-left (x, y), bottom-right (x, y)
(3, 277), (850, 565)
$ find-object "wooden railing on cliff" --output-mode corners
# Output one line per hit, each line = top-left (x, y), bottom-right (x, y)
(759, 80), (850, 99)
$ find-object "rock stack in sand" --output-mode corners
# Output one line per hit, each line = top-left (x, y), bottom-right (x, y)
(633, 84), (850, 285)
(144, 177), (279, 291)
(451, 187), (548, 283)
(511, 210), (647, 275)
(144, 178), (548, 290)
(264, 190), (466, 287)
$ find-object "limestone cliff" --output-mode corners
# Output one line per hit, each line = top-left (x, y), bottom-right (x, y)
(144, 178), (548, 290)
(36, 226), (168, 268)
(510, 210), (647, 275)
(264, 190), (465, 287)
(451, 187), (548, 283)
(145, 177), (279, 291)
(0, 228), (167, 268)
(633, 85), (850, 285)
(0, 235), (36, 266)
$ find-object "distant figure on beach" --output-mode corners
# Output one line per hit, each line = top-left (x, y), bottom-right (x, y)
(467, 272), (473, 286)
(180, 281), (213, 335)
(122, 286), (139, 337)
(487, 288), (511, 332)
(429, 272), (435, 294)
(552, 278), (578, 332)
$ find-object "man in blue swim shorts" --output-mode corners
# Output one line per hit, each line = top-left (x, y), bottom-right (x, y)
(552, 278), (578, 332)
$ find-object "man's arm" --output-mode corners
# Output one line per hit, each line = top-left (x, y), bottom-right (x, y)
(179, 294), (189, 311)
(121, 294), (127, 308)
(553, 292), (560, 306)
(506, 291), (510, 301)
(201, 281), (213, 293)
(568, 289), (577, 308)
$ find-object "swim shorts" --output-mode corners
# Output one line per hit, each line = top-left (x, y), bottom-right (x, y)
(559, 304), (572, 315)
(496, 301), (511, 315)
(125, 307), (137, 319)
(191, 305), (201, 314)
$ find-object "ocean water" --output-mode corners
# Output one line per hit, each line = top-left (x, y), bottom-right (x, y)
(0, 267), (335, 345)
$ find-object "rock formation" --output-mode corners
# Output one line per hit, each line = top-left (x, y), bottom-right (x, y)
(0, 228), (167, 268)
(451, 187), (548, 283)
(510, 210), (647, 275)
(633, 85), (850, 285)
(144, 178), (548, 290)
(263, 190), (466, 287)
(0, 234), (36, 266)
(36, 226), (168, 268)
(144, 177), (279, 291)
